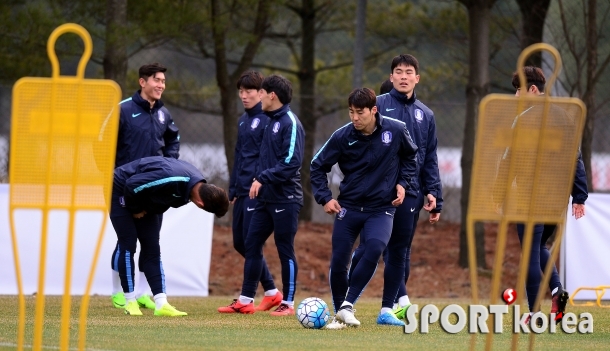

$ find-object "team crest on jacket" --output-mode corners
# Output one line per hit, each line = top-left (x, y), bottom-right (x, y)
(272, 121), (280, 133)
(414, 109), (424, 122)
(251, 118), (260, 129)
(382, 131), (392, 144)
(158, 110), (165, 124)
(337, 208), (347, 220)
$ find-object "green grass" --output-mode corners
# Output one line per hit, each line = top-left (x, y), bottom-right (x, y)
(0, 295), (608, 350)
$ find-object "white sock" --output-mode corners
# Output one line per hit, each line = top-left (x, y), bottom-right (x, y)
(238, 295), (254, 304)
(124, 292), (136, 303)
(340, 301), (353, 309)
(154, 293), (168, 309)
(398, 295), (411, 308)
(551, 287), (559, 296)
(280, 300), (293, 307)
(264, 288), (279, 297)
(380, 307), (393, 315)
(135, 272), (150, 299)
(111, 270), (122, 295)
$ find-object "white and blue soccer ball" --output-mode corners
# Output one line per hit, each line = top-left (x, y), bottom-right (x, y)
(296, 297), (330, 329)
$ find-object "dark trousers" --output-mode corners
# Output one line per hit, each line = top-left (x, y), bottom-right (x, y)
(329, 207), (395, 312)
(241, 202), (301, 302)
(110, 191), (165, 295)
(349, 193), (423, 309)
(516, 223), (562, 311)
(232, 196), (275, 291)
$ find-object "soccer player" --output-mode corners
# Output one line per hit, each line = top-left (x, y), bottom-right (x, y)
(509, 66), (587, 323)
(223, 75), (305, 316)
(109, 63), (181, 312)
(310, 88), (419, 328)
(111, 156), (229, 316)
(218, 71), (282, 313)
(350, 54), (443, 325)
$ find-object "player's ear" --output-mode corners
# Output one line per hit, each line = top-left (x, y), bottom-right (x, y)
(193, 198), (204, 209)
(139, 77), (146, 88)
(371, 106), (377, 114)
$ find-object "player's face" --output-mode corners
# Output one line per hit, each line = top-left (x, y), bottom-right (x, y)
(390, 64), (420, 97)
(259, 89), (274, 111)
(515, 84), (539, 97)
(239, 87), (260, 109)
(139, 72), (166, 101)
(349, 105), (377, 132)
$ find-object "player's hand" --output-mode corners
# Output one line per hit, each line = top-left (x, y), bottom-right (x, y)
(572, 203), (585, 220)
(324, 199), (342, 215)
(423, 194), (436, 212)
(392, 185), (405, 206)
(429, 212), (440, 224)
(249, 180), (262, 199)
(133, 211), (147, 219)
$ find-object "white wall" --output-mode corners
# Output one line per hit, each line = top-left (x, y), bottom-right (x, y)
(0, 184), (213, 296)
(563, 193), (610, 300)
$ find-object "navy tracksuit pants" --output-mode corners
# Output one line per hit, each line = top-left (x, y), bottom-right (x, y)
(350, 193), (423, 308)
(516, 223), (562, 311)
(232, 196), (276, 292)
(110, 190), (165, 295)
(241, 202), (301, 302)
(329, 207), (395, 313)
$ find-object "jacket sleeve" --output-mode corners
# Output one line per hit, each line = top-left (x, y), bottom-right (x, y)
(163, 109), (180, 159)
(257, 118), (304, 185)
(422, 115), (443, 212)
(571, 150), (588, 204)
(310, 135), (341, 206)
(399, 125), (419, 196)
(228, 120), (242, 200)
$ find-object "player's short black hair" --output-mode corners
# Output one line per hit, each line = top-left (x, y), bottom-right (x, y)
(512, 66), (546, 92)
(236, 71), (264, 90)
(391, 54), (420, 74)
(139, 63), (167, 80)
(348, 88), (376, 110)
(261, 75), (292, 105)
(379, 79), (393, 95)
(198, 183), (229, 218)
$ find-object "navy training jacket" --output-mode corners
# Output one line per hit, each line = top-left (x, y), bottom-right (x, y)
(115, 91), (180, 168)
(376, 89), (443, 213)
(256, 104), (305, 205)
(310, 113), (419, 210)
(113, 156), (206, 215)
(228, 102), (269, 199)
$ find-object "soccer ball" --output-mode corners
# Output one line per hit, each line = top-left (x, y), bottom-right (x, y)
(296, 297), (330, 329)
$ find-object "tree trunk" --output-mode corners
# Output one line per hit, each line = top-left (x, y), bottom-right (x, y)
(581, 0), (597, 190)
(352, 0), (366, 89)
(516, 0), (551, 67)
(103, 0), (127, 97)
(458, 0), (496, 269)
(297, 0), (316, 221)
(211, 0), (270, 177)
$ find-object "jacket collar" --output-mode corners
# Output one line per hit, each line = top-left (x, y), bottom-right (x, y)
(351, 112), (383, 139)
(265, 104), (290, 119)
(246, 101), (263, 117)
(133, 90), (164, 112)
(389, 88), (416, 105)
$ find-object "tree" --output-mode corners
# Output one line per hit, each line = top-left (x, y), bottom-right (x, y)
(549, 0), (610, 190)
(457, 0), (498, 269)
(516, 0), (551, 67)
(210, 0), (271, 178)
(103, 0), (127, 94)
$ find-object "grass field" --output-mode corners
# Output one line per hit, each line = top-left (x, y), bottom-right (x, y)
(0, 295), (608, 350)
